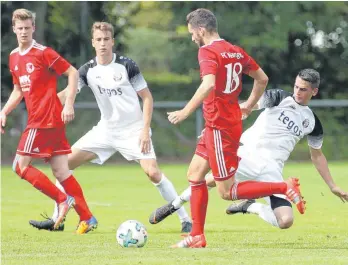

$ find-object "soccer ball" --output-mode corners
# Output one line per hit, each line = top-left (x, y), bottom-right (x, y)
(116, 220), (148, 248)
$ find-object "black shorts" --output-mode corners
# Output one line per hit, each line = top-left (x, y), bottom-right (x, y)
(270, 195), (292, 210)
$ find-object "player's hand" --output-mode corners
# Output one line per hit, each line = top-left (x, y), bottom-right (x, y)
(0, 112), (7, 134)
(167, 110), (188, 125)
(61, 104), (75, 124)
(239, 102), (252, 120)
(139, 129), (151, 154)
(197, 128), (205, 139)
(331, 186), (348, 202)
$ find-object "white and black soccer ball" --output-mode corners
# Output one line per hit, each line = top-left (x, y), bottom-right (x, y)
(116, 220), (148, 248)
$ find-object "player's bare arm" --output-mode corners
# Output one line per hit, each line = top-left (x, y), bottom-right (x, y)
(310, 147), (348, 202)
(61, 66), (78, 124)
(137, 87), (153, 154)
(0, 84), (23, 134)
(167, 74), (215, 125)
(241, 68), (268, 119)
(57, 87), (68, 105)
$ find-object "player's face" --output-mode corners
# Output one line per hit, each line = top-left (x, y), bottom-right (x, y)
(12, 19), (35, 46)
(293, 76), (318, 105)
(92, 30), (114, 56)
(188, 24), (205, 47)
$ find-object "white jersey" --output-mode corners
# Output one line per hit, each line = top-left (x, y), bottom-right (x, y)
(239, 89), (324, 168)
(78, 53), (147, 130)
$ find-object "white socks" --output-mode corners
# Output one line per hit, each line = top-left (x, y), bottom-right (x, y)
(247, 202), (279, 227)
(51, 179), (67, 221)
(172, 185), (214, 209)
(153, 174), (191, 223)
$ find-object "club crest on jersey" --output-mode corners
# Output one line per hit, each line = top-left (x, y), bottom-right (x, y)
(302, 119), (309, 128)
(113, 73), (122, 81)
(26, 63), (35, 73)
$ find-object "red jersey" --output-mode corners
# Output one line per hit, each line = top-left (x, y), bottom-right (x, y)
(198, 39), (259, 129)
(9, 40), (71, 128)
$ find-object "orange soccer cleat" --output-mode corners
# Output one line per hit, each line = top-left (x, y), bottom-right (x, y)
(285, 177), (306, 214)
(171, 234), (207, 248)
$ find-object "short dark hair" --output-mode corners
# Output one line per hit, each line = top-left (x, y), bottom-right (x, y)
(298, 69), (320, 88)
(186, 8), (217, 33)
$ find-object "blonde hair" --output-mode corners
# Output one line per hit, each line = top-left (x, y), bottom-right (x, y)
(91, 22), (114, 38)
(12, 8), (36, 26)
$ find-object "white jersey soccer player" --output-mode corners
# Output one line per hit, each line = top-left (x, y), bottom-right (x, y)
(149, 69), (348, 229)
(29, 21), (192, 234)
(73, 53), (154, 162)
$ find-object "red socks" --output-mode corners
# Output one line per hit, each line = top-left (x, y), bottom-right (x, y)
(190, 180), (208, 236)
(19, 165), (67, 204)
(230, 181), (287, 200)
(60, 175), (93, 221)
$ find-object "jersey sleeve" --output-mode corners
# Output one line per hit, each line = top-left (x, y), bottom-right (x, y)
(258, 89), (291, 109)
(125, 59), (147, 92)
(198, 47), (218, 77)
(241, 49), (260, 74)
(9, 56), (19, 85)
(77, 64), (89, 93)
(43, 48), (71, 75)
(307, 113), (324, 149)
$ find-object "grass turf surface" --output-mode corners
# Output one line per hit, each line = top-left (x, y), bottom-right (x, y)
(1, 162), (348, 264)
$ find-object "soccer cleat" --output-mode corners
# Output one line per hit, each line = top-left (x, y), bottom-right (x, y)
(76, 216), (98, 234)
(54, 196), (75, 230)
(181, 221), (192, 233)
(29, 213), (64, 231)
(149, 200), (178, 224)
(226, 199), (256, 215)
(284, 177), (306, 214)
(171, 234), (207, 248)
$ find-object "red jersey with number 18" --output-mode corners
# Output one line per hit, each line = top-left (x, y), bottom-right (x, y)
(9, 40), (71, 129)
(198, 39), (259, 129)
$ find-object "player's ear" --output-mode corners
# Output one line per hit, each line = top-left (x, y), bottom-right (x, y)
(12, 26), (16, 34)
(91, 38), (95, 48)
(312, 87), (318, 96)
(32, 26), (35, 33)
(112, 38), (115, 46)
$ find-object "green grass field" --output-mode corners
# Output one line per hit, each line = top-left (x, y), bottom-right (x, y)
(1, 162), (348, 265)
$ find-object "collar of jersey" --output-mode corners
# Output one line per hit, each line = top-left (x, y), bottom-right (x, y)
(19, 39), (36, 56)
(291, 95), (308, 107)
(96, 53), (116, 66)
(201, 38), (224, 48)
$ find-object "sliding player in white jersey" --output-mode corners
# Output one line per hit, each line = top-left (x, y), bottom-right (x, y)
(29, 21), (192, 234)
(149, 69), (348, 229)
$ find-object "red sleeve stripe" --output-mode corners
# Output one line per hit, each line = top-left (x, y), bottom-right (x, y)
(48, 56), (61, 68)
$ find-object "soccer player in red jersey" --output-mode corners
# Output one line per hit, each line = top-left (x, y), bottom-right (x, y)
(167, 9), (306, 248)
(0, 8), (94, 230)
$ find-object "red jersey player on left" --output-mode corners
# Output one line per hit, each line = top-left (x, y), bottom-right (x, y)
(0, 8), (94, 231)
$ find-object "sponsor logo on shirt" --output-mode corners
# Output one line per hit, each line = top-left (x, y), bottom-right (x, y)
(19, 75), (31, 92)
(14, 65), (18, 71)
(278, 111), (303, 137)
(97, 85), (123, 97)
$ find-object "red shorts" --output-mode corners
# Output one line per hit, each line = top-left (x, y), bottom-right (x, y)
(195, 125), (242, 181)
(16, 127), (71, 158)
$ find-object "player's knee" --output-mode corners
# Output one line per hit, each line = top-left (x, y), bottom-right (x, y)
(217, 188), (231, 201)
(277, 216), (293, 229)
(145, 165), (161, 182)
(52, 167), (70, 182)
(12, 157), (26, 177)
